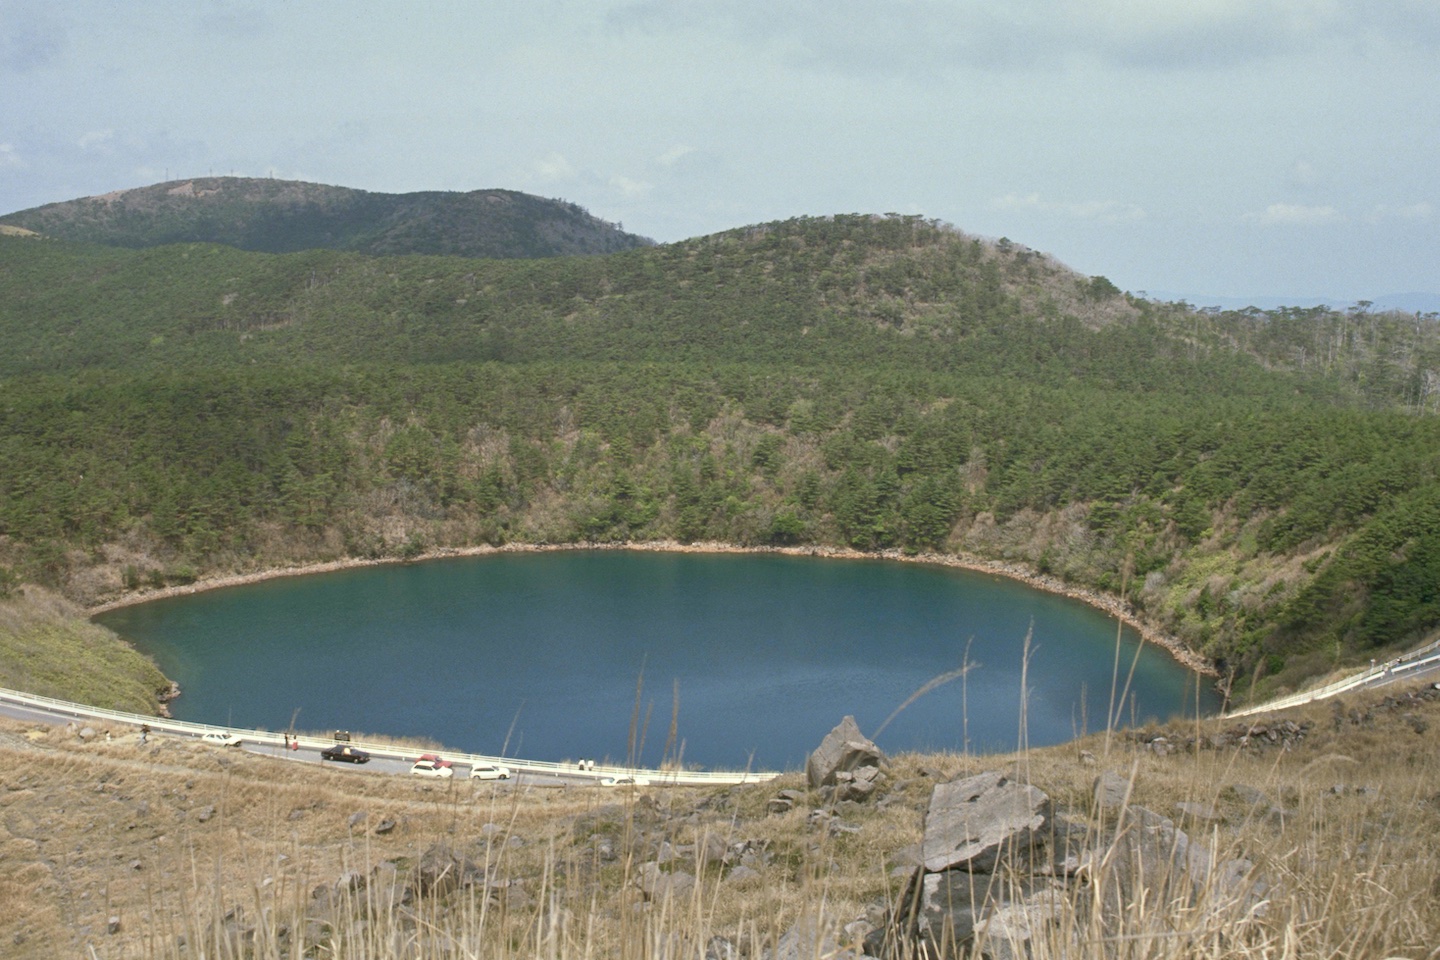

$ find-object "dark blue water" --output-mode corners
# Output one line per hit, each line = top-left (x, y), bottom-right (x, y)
(96, 551), (1217, 770)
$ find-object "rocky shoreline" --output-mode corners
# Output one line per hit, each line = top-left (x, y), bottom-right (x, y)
(89, 540), (1216, 679)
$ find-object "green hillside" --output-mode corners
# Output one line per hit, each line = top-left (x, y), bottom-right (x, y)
(1, 213), (1438, 704)
(0, 177), (652, 259)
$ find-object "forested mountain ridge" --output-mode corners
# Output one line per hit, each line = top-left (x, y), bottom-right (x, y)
(3, 213), (1435, 405)
(1, 211), (1438, 707)
(0, 177), (653, 259)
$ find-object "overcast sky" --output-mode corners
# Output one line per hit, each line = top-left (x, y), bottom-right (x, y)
(2, 1), (1436, 302)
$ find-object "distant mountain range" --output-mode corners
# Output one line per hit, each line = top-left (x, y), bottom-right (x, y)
(0, 177), (653, 259)
(1147, 290), (1440, 315)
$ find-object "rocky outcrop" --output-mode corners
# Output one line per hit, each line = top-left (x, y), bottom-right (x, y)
(806, 716), (885, 790)
(869, 770), (1266, 960)
(919, 771), (1053, 874)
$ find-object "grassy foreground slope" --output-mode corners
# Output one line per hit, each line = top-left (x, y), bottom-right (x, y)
(0, 587), (169, 713)
(1, 215), (1439, 706)
(1, 680), (1436, 959)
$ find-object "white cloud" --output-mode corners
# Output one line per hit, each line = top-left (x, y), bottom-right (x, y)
(991, 192), (1146, 223)
(531, 152), (577, 182)
(0, 143), (24, 169)
(77, 129), (114, 151)
(609, 174), (650, 197)
(1245, 203), (1343, 225)
(657, 144), (695, 166)
(1369, 202), (1432, 222)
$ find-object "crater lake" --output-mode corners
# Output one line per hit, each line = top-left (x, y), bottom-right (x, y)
(96, 550), (1220, 770)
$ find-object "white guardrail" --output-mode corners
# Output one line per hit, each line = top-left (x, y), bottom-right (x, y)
(0, 686), (779, 787)
(1225, 635), (1440, 720)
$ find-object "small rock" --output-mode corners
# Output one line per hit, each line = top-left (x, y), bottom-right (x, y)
(335, 871), (366, 892)
(1174, 801), (1219, 823)
(107, 916), (121, 935)
(634, 862), (696, 902)
(347, 811), (368, 829)
(842, 919), (873, 945)
(769, 915), (841, 960)
(726, 864), (760, 884)
(706, 935), (741, 960)
(698, 833), (728, 867)
(890, 843), (922, 868)
(1222, 784), (1268, 809)
(374, 819), (397, 835)
(1092, 771), (1130, 812)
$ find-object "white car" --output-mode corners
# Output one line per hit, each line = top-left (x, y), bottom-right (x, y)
(201, 731), (242, 747)
(469, 764), (513, 781)
(410, 755), (455, 779)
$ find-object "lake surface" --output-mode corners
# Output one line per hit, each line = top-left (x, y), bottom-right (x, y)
(96, 551), (1219, 770)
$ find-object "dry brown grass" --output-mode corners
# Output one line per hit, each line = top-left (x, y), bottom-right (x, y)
(2, 680), (1438, 959)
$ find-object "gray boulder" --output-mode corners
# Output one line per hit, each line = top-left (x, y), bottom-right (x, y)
(410, 843), (483, 898)
(634, 862), (696, 902)
(834, 764), (884, 803)
(807, 716), (885, 789)
(912, 871), (1066, 960)
(921, 771), (1052, 874)
(1081, 805), (1214, 921)
(766, 915), (864, 960)
(1092, 770), (1131, 812)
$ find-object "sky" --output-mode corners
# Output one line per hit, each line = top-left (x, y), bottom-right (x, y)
(2, 1), (1437, 304)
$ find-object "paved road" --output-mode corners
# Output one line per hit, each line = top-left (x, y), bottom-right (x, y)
(0, 686), (772, 787)
(0, 702), (639, 788)
(233, 739), (584, 786)
(1226, 639), (1440, 719)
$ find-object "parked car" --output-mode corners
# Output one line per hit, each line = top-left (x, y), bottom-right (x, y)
(469, 764), (513, 781)
(201, 731), (242, 747)
(600, 776), (650, 787)
(321, 743), (370, 763)
(410, 753), (454, 778)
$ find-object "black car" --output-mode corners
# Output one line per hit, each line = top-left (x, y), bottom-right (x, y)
(321, 743), (371, 763)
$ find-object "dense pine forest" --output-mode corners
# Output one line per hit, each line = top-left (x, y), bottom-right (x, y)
(2, 210), (1439, 702)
